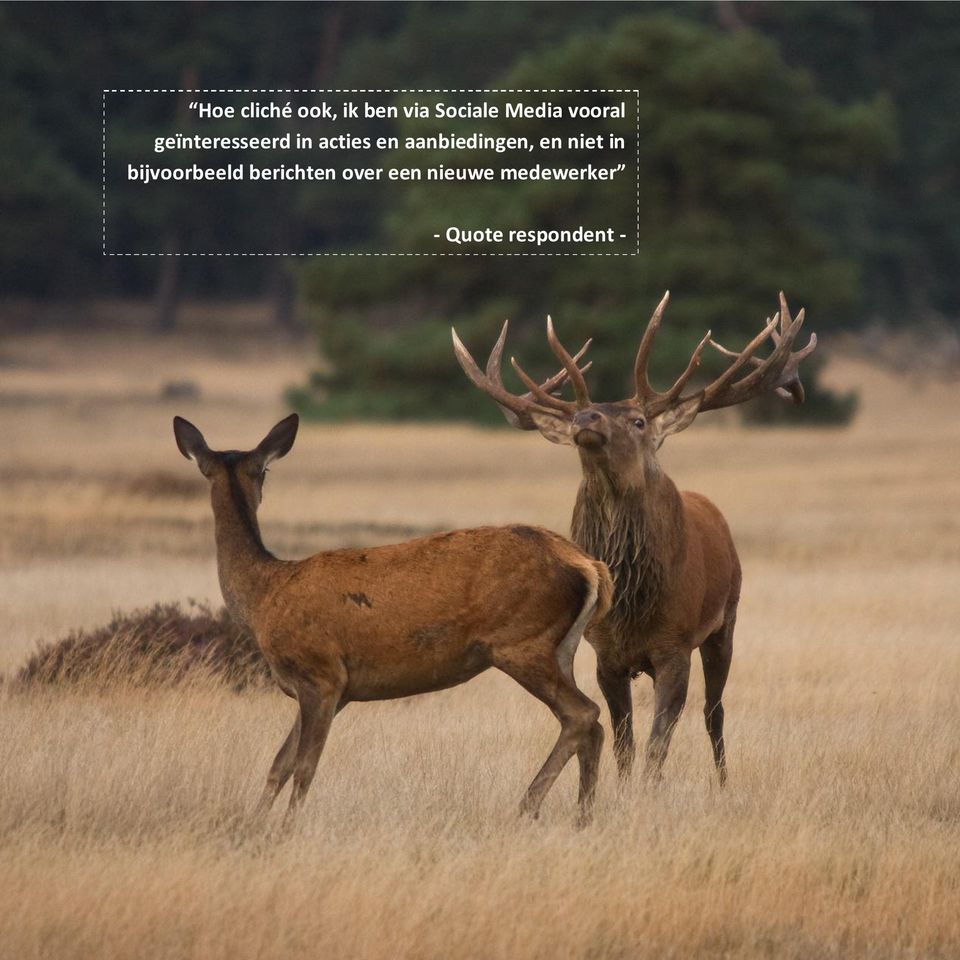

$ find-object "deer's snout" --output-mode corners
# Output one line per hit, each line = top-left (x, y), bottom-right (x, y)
(573, 410), (607, 448)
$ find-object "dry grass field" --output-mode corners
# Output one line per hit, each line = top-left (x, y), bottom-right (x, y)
(1, 321), (959, 959)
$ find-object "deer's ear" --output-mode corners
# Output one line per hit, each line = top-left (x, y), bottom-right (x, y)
(173, 416), (213, 470)
(256, 413), (299, 465)
(530, 410), (575, 446)
(650, 395), (702, 449)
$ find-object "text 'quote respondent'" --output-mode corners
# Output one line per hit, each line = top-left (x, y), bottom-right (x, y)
(103, 89), (639, 256)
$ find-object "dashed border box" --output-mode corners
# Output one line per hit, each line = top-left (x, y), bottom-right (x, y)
(102, 88), (640, 257)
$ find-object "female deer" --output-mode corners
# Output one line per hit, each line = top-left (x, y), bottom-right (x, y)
(173, 414), (612, 825)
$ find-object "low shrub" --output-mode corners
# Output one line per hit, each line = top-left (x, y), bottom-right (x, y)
(15, 602), (271, 691)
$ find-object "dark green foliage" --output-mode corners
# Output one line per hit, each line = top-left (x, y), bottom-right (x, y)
(0, 2), (407, 299)
(2, 0), (957, 366)
(300, 14), (891, 423)
(0, 5), (100, 294)
(744, 1), (960, 320)
(14, 602), (271, 691)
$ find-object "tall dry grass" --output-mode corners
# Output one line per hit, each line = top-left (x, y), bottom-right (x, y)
(1, 329), (959, 959)
(2, 621), (958, 960)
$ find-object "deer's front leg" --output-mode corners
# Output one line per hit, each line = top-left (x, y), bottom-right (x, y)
(282, 671), (345, 829)
(644, 653), (690, 781)
(253, 710), (301, 822)
(597, 663), (634, 779)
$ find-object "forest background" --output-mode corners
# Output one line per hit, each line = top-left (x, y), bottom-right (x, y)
(4, 1), (958, 420)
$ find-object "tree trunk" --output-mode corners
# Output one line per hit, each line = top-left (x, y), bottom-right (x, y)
(268, 258), (299, 335)
(265, 2), (346, 336)
(153, 234), (181, 333)
(151, 56), (198, 332)
(715, 0), (745, 33)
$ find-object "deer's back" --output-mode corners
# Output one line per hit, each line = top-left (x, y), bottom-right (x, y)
(254, 525), (598, 701)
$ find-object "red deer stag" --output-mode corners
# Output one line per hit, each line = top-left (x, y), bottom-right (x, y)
(173, 414), (612, 825)
(452, 293), (816, 783)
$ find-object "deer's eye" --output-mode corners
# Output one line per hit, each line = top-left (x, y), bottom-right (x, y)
(634, 417), (646, 429)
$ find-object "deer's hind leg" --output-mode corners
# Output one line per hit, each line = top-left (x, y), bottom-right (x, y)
(497, 649), (602, 823)
(700, 603), (735, 786)
(555, 584), (605, 823)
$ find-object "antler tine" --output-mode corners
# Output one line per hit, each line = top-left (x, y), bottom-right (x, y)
(510, 356), (579, 413)
(711, 309), (810, 365)
(546, 315), (591, 408)
(711, 336), (807, 401)
(534, 338), (593, 397)
(633, 290), (670, 402)
(768, 318), (817, 403)
(484, 320), (511, 384)
(704, 314), (780, 397)
(779, 290), (792, 331)
(474, 321), (536, 429)
(503, 318), (593, 412)
(703, 327), (790, 407)
(451, 327), (533, 421)
(770, 294), (818, 401)
(659, 329), (712, 408)
(452, 323), (593, 430)
(699, 295), (817, 411)
(485, 321), (592, 399)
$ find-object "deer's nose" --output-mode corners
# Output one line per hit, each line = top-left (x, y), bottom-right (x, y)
(573, 410), (603, 429)
(572, 410), (607, 448)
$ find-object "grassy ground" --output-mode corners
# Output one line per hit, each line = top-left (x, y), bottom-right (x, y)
(1, 325), (958, 959)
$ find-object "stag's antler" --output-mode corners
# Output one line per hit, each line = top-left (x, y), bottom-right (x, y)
(451, 319), (592, 429)
(699, 293), (817, 410)
(707, 293), (818, 405)
(633, 292), (714, 416)
(632, 291), (817, 416)
(455, 293), (816, 426)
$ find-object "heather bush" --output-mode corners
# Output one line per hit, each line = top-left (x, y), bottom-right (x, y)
(15, 602), (271, 691)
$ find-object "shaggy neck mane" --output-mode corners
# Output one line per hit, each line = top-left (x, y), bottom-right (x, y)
(571, 465), (684, 641)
